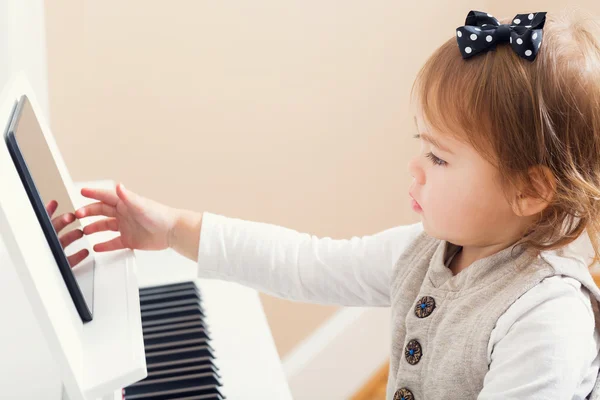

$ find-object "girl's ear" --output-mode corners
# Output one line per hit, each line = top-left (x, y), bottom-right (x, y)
(511, 166), (556, 217)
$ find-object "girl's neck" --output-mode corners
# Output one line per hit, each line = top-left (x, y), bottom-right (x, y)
(448, 240), (520, 276)
(448, 247), (466, 275)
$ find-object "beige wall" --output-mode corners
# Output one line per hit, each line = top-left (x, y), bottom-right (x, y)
(44, 1), (600, 358)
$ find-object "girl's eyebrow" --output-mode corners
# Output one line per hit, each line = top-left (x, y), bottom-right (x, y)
(413, 133), (454, 155)
(413, 116), (454, 155)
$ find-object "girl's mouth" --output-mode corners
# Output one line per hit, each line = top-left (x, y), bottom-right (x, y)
(410, 194), (423, 213)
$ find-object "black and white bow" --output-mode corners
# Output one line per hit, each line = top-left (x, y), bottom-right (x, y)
(456, 10), (547, 61)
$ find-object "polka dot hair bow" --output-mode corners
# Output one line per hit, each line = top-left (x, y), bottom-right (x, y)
(456, 10), (547, 61)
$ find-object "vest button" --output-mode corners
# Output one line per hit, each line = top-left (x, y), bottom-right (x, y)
(405, 339), (422, 365)
(393, 387), (415, 400)
(414, 295), (436, 318)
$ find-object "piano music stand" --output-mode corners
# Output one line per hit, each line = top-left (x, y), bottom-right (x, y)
(0, 72), (147, 400)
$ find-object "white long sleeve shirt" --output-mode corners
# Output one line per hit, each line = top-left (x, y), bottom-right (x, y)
(196, 212), (600, 399)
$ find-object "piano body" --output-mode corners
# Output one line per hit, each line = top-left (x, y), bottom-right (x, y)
(0, 73), (293, 399)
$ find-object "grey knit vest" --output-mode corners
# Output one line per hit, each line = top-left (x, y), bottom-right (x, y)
(386, 231), (600, 400)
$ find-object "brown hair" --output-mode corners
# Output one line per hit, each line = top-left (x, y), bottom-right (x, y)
(410, 7), (600, 266)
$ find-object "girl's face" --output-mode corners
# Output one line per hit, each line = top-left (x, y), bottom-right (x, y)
(408, 109), (525, 247)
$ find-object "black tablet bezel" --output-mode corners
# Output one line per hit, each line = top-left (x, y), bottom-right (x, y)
(3, 95), (93, 323)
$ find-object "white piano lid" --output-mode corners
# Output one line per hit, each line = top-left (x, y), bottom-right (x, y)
(0, 73), (146, 400)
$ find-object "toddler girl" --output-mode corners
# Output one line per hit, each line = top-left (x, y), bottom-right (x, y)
(75, 8), (600, 399)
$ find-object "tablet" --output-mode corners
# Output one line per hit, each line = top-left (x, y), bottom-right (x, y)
(4, 95), (94, 322)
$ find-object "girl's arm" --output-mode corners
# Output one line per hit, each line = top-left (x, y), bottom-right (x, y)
(76, 183), (424, 307)
(479, 276), (599, 399)
(182, 211), (423, 306)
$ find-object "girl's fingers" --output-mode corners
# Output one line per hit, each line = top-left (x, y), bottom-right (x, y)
(80, 187), (119, 207)
(93, 236), (125, 252)
(59, 229), (84, 249)
(46, 200), (58, 217)
(82, 218), (119, 235)
(53, 212), (76, 233)
(75, 202), (117, 219)
(116, 183), (143, 212)
(68, 249), (89, 268)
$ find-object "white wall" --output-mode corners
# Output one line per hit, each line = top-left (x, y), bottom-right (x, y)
(0, 0), (59, 398)
(0, 0), (50, 117)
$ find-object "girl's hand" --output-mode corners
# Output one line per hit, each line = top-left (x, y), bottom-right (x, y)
(45, 200), (89, 268)
(75, 183), (179, 253)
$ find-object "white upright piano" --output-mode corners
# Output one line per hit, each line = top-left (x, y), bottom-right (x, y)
(0, 73), (293, 400)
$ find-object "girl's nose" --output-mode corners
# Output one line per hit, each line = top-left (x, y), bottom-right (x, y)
(407, 156), (425, 185)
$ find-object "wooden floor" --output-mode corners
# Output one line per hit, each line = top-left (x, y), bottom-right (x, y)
(351, 360), (389, 400)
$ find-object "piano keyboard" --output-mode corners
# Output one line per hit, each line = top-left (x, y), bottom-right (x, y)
(123, 281), (226, 400)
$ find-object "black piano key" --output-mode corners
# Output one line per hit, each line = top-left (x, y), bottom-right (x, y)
(141, 296), (204, 312)
(145, 367), (222, 389)
(124, 385), (224, 399)
(143, 316), (209, 331)
(145, 337), (214, 354)
(140, 288), (201, 303)
(127, 370), (221, 390)
(140, 280), (197, 291)
(143, 327), (210, 339)
(146, 362), (220, 380)
(144, 327), (211, 346)
(146, 345), (215, 365)
(142, 314), (206, 328)
(141, 312), (204, 326)
(123, 372), (221, 397)
(146, 356), (218, 371)
(142, 305), (205, 322)
(125, 389), (224, 400)
(165, 394), (224, 400)
(139, 291), (201, 304)
(143, 320), (209, 334)
(127, 281), (226, 400)
(140, 281), (198, 296)
(147, 355), (217, 371)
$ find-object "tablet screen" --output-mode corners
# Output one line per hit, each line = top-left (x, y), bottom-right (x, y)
(5, 95), (95, 321)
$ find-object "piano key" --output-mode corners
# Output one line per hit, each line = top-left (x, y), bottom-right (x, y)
(126, 281), (229, 400)
(124, 385), (224, 399)
(191, 281), (231, 399)
(144, 327), (210, 344)
(141, 394), (224, 400)
(141, 315), (208, 331)
(143, 364), (222, 387)
(164, 395), (224, 400)
(144, 337), (214, 353)
(141, 305), (204, 321)
(146, 355), (216, 371)
(140, 280), (198, 291)
(146, 344), (215, 365)
(146, 363), (220, 380)
(141, 297), (204, 312)
(147, 364), (221, 383)
(139, 281), (198, 296)
(140, 288), (200, 304)
(127, 370), (221, 389)
(142, 314), (206, 328)
(146, 355), (218, 370)
(123, 372), (221, 397)
(125, 388), (224, 400)
(142, 320), (209, 334)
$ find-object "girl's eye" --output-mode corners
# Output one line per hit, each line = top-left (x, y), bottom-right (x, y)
(426, 152), (447, 166)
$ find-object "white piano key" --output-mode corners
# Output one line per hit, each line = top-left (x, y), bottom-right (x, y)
(134, 248), (294, 400)
(196, 279), (294, 400)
